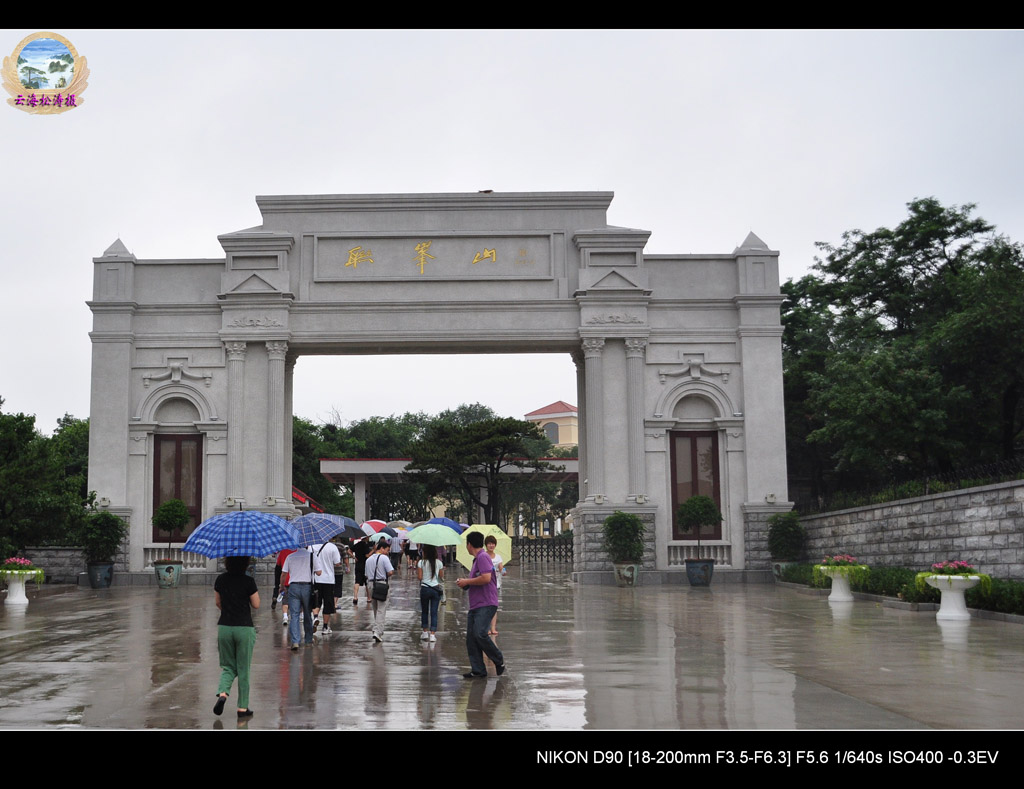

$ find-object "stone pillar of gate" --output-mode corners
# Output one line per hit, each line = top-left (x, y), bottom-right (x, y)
(225, 341), (247, 503)
(572, 349), (587, 501)
(580, 338), (605, 501)
(87, 240), (136, 509)
(354, 475), (367, 524)
(571, 225), (653, 580)
(733, 232), (793, 568)
(625, 338), (647, 499)
(216, 227), (295, 513)
(284, 354), (296, 499)
(266, 341), (289, 506)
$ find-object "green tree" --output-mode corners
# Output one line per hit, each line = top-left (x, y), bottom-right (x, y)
(292, 411), (436, 520)
(404, 416), (558, 526)
(291, 416), (349, 514)
(51, 415), (90, 502)
(783, 198), (1024, 499)
(19, 65), (48, 89)
(0, 399), (88, 557)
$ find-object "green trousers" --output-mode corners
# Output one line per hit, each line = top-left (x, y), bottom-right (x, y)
(217, 625), (256, 708)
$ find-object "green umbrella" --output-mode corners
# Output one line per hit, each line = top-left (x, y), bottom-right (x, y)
(406, 522), (462, 547)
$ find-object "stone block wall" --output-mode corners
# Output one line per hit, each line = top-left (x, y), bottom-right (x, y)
(801, 480), (1024, 580)
(23, 543), (128, 583)
(572, 507), (656, 573)
(743, 508), (773, 570)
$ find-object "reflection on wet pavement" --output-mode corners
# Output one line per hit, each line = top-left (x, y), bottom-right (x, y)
(2, 565), (1022, 729)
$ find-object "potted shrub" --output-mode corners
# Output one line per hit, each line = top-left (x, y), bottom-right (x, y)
(915, 560), (992, 621)
(813, 554), (869, 602)
(767, 510), (805, 579)
(82, 510), (127, 589)
(677, 495), (722, 587)
(602, 511), (645, 587)
(152, 499), (190, 588)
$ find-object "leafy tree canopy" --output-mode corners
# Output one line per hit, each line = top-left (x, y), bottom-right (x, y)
(0, 399), (90, 556)
(783, 199), (1024, 502)
(404, 416), (559, 526)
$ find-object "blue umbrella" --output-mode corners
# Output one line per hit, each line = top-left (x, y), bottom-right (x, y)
(291, 513), (357, 546)
(427, 516), (464, 534)
(183, 510), (300, 558)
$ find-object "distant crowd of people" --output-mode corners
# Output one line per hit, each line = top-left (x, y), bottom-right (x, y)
(211, 531), (506, 720)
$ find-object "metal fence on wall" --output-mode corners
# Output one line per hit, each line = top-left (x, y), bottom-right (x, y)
(513, 537), (573, 563)
(796, 455), (1024, 514)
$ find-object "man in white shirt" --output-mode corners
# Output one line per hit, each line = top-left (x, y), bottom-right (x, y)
(282, 547), (316, 651)
(310, 541), (344, 634)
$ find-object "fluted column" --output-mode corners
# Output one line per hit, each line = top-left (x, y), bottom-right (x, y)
(581, 338), (605, 498)
(285, 354), (297, 497)
(625, 338), (647, 496)
(266, 341), (288, 503)
(225, 341), (247, 501)
(572, 349), (587, 501)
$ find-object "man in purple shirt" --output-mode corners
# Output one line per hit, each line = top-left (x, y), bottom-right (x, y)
(456, 530), (506, 678)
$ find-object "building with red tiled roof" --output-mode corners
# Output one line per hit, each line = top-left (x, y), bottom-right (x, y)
(525, 401), (578, 448)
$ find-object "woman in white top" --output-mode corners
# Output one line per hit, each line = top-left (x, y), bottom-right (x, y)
(484, 535), (504, 636)
(418, 544), (444, 642)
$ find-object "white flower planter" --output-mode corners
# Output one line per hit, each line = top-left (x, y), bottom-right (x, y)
(816, 566), (863, 603)
(924, 575), (979, 621)
(1, 571), (39, 606)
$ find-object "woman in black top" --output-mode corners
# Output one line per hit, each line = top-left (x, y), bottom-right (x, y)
(213, 555), (260, 718)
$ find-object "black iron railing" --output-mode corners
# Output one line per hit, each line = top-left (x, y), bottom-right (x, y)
(796, 455), (1024, 515)
(513, 536), (574, 563)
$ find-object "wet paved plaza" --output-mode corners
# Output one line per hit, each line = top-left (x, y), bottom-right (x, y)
(2, 565), (1022, 730)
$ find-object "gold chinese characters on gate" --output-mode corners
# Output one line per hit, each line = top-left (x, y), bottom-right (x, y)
(339, 240), (533, 275)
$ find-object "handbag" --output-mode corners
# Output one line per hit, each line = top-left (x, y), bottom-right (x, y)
(370, 556), (389, 601)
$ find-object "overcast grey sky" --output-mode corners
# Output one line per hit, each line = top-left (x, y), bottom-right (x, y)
(3, 29), (1023, 433)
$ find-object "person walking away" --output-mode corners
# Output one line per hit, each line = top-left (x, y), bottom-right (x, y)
(352, 537), (372, 606)
(282, 547), (316, 651)
(418, 544), (444, 642)
(390, 534), (404, 574)
(213, 555), (259, 719)
(365, 540), (394, 642)
(484, 535), (504, 636)
(333, 543), (351, 610)
(273, 548), (296, 626)
(456, 531), (505, 678)
(310, 540), (343, 634)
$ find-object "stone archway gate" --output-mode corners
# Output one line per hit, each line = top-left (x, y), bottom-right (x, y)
(87, 192), (791, 579)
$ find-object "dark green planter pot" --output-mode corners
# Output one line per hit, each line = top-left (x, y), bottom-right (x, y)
(87, 562), (114, 589)
(685, 558), (714, 587)
(154, 560), (183, 588)
(612, 562), (640, 587)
